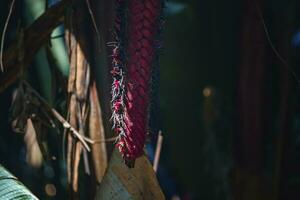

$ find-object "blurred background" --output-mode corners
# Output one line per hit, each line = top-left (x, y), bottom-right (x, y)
(1, 0), (300, 199)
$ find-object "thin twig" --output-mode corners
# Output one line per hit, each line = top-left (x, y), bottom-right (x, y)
(51, 108), (90, 151)
(153, 131), (163, 172)
(0, 0), (16, 72)
(22, 80), (114, 150)
(62, 124), (68, 162)
(22, 80), (91, 151)
(85, 0), (102, 52)
(254, 0), (300, 85)
(83, 136), (118, 144)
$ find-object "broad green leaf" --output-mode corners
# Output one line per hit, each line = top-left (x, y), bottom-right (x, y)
(0, 165), (38, 200)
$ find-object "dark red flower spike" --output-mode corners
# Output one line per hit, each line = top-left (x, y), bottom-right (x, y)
(111, 0), (163, 167)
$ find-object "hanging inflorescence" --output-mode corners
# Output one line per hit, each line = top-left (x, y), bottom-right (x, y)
(111, 0), (164, 166)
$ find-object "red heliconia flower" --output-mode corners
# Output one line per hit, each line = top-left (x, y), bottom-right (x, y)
(111, 0), (163, 166)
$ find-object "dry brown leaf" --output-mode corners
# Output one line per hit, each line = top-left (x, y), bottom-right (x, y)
(75, 44), (89, 100)
(66, 29), (77, 93)
(96, 149), (165, 200)
(67, 94), (78, 184)
(72, 141), (82, 192)
(24, 118), (43, 168)
(89, 81), (107, 183)
(67, 130), (73, 184)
